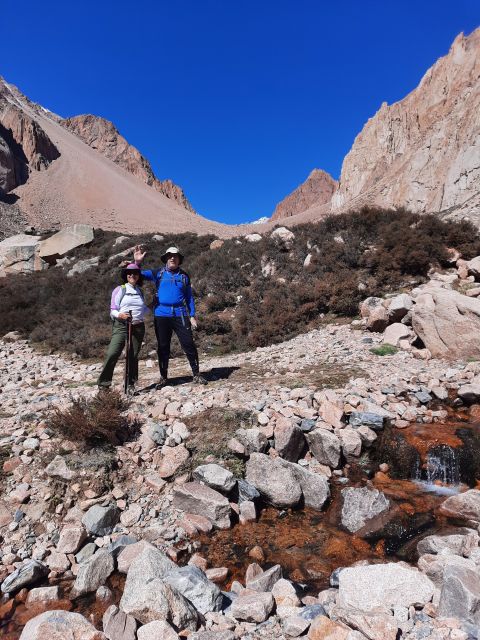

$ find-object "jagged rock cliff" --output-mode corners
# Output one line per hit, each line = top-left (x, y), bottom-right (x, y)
(331, 29), (480, 217)
(271, 169), (337, 221)
(0, 80), (60, 195)
(62, 114), (195, 212)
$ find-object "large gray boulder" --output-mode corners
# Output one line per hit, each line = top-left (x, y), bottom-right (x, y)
(246, 564), (282, 592)
(82, 503), (120, 536)
(246, 453), (302, 508)
(39, 224), (94, 260)
(438, 489), (480, 524)
(0, 234), (47, 277)
(281, 459), (330, 510)
(387, 293), (413, 323)
(341, 487), (390, 533)
(438, 563), (480, 626)
(120, 549), (197, 628)
(412, 288), (480, 359)
(103, 605), (137, 640)
(1, 560), (48, 594)
(338, 563), (435, 612)
(230, 591), (275, 622)
(192, 464), (236, 494)
(71, 550), (115, 597)
(274, 421), (306, 462)
(163, 565), (223, 614)
(305, 429), (341, 468)
(173, 482), (231, 529)
(417, 529), (479, 557)
(19, 610), (106, 639)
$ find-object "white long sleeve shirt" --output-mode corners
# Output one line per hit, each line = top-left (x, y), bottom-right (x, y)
(110, 284), (149, 323)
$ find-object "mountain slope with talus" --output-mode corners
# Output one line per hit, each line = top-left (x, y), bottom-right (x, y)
(0, 78), (233, 236)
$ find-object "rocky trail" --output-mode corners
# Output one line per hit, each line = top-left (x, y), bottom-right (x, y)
(3, 311), (480, 639)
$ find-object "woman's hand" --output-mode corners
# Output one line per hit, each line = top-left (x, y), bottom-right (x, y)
(134, 245), (146, 263)
(190, 317), (198, 330)
(118, 312), (131, 320)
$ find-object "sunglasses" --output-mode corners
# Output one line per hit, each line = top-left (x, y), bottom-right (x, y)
(126, 272), (140, 276)
(166, 254), (179, 259)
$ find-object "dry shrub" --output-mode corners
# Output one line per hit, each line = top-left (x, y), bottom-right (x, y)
(46, 391), (138, 447)
(2, 209), (480, 358)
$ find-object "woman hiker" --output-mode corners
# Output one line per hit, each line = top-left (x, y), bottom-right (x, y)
(97, 263), (149, 393)
(133, 244), (207, 387)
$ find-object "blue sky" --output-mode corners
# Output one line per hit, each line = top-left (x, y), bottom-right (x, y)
(1, 1), (478, 224)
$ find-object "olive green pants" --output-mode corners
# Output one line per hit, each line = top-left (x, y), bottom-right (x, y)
(97, 320), (145, 388)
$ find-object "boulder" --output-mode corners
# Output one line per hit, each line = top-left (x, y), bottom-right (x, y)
(341, 487), (390, 533)
(0, 234), (47, 277)
(412, 288), (480, 359)
(305, 429), (341, 468)
(271, 226), (295, 249)
(173, 482), (231, 529)
(57, 524), (87, 554)
(163, 565), (223, 614)
(230, 591), (275, 622)
(382, 323), (412, 347)
(360, 297), (390, 332)
(192, 464), (236, 494)
(117, 540), (156, 574)
(349, 411), (385, 430)
(466, 256), (480, 280)
(307, 615), (359, 640)
(458, 384), (480, 404)
(82, 503), (120, 536)
(1, 560), (48, 594)
(137, 620), (179, 640)
(235, 428), (268, 453)
(245, 453), (302, 508)
(19, 610), (106, 639)
(120, 549), (197, 628)
(438, 489), (480, 524)
(236, 479), (261, 503)
(274, 421), (306, 462)
(103, 605), (137, 640)
(39, 224), (94, 260)
(271, 578), (301, 607)
(438, 563), (480, 626)
(67, 256), (99, 277)
(387, 294), (413, 323)
(333, 607), (398, 640)
(26, 586), (61, 605)
(45, 455), (76, 480)
(71, 550), (115, 597)
(246, 564), (282, 592)
(281, 459), (330, 510)
(338, 428), (362, 457)
(338, 563), (435, 612)
(245, 233), (262, 243)
(417, 529), (479, 556)
(157, 444), (190, 478)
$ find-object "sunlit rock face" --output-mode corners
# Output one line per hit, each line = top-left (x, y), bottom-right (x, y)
(331, 29), (480, 219)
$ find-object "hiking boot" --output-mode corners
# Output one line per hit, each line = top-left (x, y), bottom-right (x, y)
(127, 384), (136, 397)
(155, 377), (169, 390)
(192, 374), (208, 385)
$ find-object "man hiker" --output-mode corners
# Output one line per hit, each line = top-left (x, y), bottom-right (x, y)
(133, 244), (207, 387)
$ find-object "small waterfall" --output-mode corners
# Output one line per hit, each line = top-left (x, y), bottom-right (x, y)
(413, 444), (461, 495)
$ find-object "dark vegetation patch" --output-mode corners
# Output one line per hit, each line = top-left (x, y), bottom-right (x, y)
(45, 391), (139, 447)
(2, 207), (480, 358)
(182, 408), (256, 477)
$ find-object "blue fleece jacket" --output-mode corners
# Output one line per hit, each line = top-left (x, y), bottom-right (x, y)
(141, 267), (196, 317)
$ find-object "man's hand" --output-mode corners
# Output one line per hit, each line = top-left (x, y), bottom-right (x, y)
(190, 317), (198, 330)
(134, 245), (146, 264)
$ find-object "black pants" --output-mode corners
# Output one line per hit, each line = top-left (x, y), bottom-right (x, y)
(154, 316), (199, 378)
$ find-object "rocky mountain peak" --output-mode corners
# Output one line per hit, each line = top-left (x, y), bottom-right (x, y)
(330, 27), (480, 219)
(271, 168), (337, 221)
(62, 114), (195, 213)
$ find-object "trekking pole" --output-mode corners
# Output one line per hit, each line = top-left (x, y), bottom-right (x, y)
(124, 311), (133, 394)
